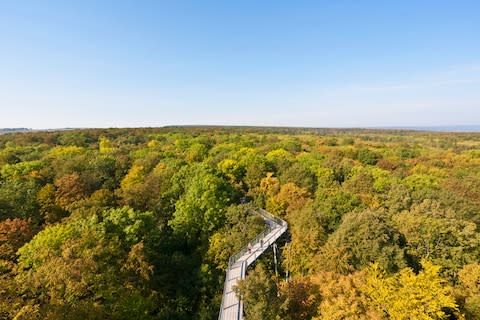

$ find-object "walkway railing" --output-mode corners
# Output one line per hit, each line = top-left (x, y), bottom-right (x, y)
(218, 209), (288, 320)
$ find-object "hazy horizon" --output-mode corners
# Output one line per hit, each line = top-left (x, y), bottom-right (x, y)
(3, 124), (480, 133)
(1, 1), (479, 128)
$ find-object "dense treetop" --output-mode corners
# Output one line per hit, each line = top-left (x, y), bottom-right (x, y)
(0, 127), (479, 319)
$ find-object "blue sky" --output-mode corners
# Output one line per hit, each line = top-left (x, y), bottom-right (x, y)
(1, 1), (479, 128)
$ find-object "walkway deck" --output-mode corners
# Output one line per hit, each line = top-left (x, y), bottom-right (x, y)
(218, 209), (288, 320)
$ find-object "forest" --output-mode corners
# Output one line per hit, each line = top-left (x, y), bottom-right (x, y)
(0, 126), (479, 319)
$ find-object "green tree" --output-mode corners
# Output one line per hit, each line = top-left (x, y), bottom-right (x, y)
(279, 162), (317, 193)
(234, 264), (280, 320)
(393, 210), (480, 273)
(170, 167), (234, 241)
(37, 184), (67, 224)
(16, 207), (161, 319)
(313, 189), (362, 233)
(318, 209), (406, 273)
(241, 154), (270, 190)
(356, 148), (381, 165)
(0, 178), (41, 221)
(207, 205), (265, 270)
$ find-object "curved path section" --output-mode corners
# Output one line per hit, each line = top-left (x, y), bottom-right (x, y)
(218, 209), (288, 320)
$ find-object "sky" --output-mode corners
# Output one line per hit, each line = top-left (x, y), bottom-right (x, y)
(1, 0), (479, 129)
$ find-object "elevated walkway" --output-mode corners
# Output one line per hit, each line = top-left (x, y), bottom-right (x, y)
(218, 209), (288, 320)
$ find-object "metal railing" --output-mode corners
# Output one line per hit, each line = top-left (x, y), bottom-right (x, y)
(218, 208), (288, 320)
(229, 209), (286, 265)
(257, 209), (287, 227)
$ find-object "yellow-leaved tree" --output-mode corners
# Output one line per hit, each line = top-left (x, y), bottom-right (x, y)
(364, 260), (462, 320)
(457, 263), (480, 319)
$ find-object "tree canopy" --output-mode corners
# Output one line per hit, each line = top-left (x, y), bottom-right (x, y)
(0, 127), (479, 319)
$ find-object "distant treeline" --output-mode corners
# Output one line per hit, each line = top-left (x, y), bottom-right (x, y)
(0, 128), (31, 134)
